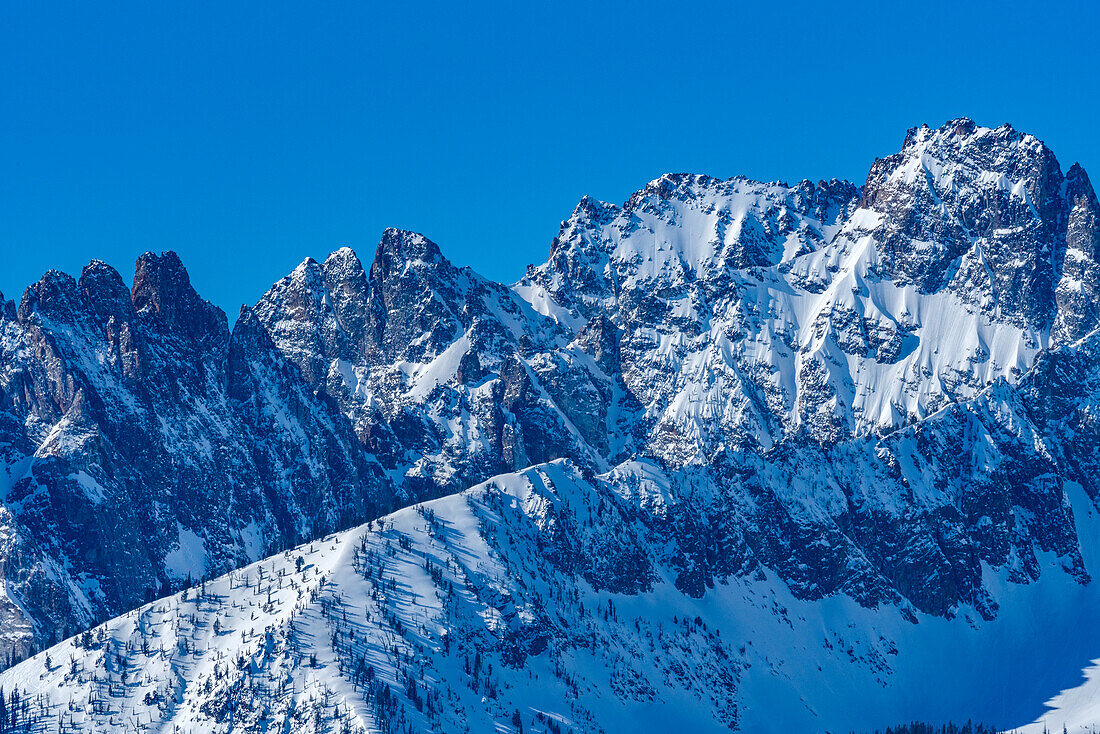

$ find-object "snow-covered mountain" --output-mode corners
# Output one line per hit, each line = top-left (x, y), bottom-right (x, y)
(2, 456), (1099, 732)
(2, 118), (1100, 731)
(0, 254), (396, 663)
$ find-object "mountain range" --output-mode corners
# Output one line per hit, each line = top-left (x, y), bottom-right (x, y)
(2, 118), (1100, 732)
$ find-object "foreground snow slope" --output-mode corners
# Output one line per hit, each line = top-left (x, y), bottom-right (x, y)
(4, 459), (1100, 733)
(1017, 660), (1100, 734)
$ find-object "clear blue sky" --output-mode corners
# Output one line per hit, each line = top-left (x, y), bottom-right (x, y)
(1, 0), (1098, 318)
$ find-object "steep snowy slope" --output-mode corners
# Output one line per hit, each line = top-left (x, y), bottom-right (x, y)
(517, 120), (1099, 456)
(1016, 657), (1100, 734)
(3, 456), (1100, 733)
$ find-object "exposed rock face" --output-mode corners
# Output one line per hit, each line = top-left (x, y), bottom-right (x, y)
(2, 117), (1099, 695)
(1053, 162), (1100, 343)
(858, 120), (1098, 334)
(0, 255), (393, 662)
(252, 230), (596, 498)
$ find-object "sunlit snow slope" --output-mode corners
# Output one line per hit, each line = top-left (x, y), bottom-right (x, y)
(4, 461), (1100, 733)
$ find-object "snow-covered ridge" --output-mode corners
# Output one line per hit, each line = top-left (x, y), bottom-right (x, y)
(2, 118), (1100, 731)
(514, 117), (1097, 454)
(4, 458), (1100, 733)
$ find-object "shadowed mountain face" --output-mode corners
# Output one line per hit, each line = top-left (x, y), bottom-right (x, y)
(0, 254), (395, 661)
(1, 119), (1099, 731)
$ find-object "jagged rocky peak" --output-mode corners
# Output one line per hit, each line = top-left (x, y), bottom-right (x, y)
(1054, 161), (1100, 343)
(16, 269), (85, 322)
(322, 245), (369, 299)
(568, 192), (619, 227)
(508, 119), (1100, 457)
(78, 259), (133, 322)
(0, 248), (401, 665)
(367, 228), (471, 364)
(323, 244), (364, 272)
(15, 254), (222, 336)
(131, 250), (228, 347)
(1066, 160), (1096, 196)
(532, 119), (1098, 338)
(266, 256), (330, 323)
(855, 117), (1099, 333)
(251, 253), (358, 388)
(321, 246), (371, 349)
(254, 229), (473, 380)
(227, 304), (270, 354)
(525, 171), (862, 326)
(18, 258), (138, 327)
(371, 227), (446, 275)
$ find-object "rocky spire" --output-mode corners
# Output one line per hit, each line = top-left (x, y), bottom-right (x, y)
(132, 251), (227, 349)
(17, 269), (85, 323)
(79, 260), (134, 323)
(366, 228), (465, 364)
(321, 246), (371, 353)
